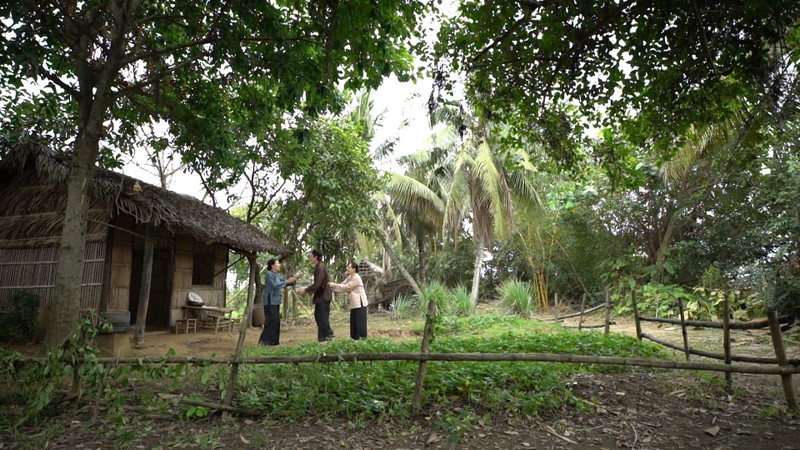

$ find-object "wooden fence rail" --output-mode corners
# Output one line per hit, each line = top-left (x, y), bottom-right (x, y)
(638, 315), (793, 330)
(640, 332), (800, 366)
(14, 351), (800, 375)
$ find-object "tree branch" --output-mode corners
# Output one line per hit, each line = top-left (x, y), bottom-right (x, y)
(37, 65), (79, 97)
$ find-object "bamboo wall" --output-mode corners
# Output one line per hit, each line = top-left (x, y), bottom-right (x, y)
(106, 220), (134, 311)
(0, 241), (106, 309)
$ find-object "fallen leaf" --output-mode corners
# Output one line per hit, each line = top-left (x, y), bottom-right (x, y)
(426, 433), (440, 445)
(704, 426), (720, 437)
(239, 434), (250, 444)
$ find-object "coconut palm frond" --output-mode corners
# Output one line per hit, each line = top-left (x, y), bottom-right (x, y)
(379, 199), (405, 251)
(473, 139), (512, 238)
(443, 163), (471, 240)
(661, 115), (755, 183)
(385, 171), (445, 214)
(508, 170), (543, 210)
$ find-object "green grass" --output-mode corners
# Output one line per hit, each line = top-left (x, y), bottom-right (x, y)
(233, 321), (665, 424)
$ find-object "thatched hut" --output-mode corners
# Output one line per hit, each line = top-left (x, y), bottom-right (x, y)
(0, 144), (290, 332)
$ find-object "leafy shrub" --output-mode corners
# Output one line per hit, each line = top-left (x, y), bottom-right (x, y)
(498, 279), (535, 317)
(0, 291), (40, 343)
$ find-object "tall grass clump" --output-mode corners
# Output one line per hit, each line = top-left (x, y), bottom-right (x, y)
(419, 282), (448, 317)
(392, 294), (417, 319)
(498, 279), (535, 317)
(441, 284), (472, 317)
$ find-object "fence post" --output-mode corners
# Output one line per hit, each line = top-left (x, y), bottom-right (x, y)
(767, 310), (798, 412)
(677, 298), (690, 361)
(604, 290), (611, 335)
(631, 289), (642, 341)
(223, 255), (258, 413)
(553, 292), (559, 322)
(578, 294), (586, 332)
(722, 298), (732, 389)
(412, 294), (437, 412)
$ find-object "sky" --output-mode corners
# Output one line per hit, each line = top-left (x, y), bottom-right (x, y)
(120, 74), (440, 206)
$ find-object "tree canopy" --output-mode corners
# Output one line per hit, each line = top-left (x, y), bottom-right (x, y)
(435, 0), (800, 165)
(0, 0), (428, 347)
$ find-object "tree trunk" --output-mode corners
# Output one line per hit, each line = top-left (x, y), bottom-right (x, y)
(416, 232), (426, 285)
(470, 234), (484, 308)
(381, 233), (422, 298)
(653, 208), (681, 282)
(42, 7), (124, 347)
(44, 135), (101, 348)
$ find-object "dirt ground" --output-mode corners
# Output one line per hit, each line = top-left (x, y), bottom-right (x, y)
(4, 308), (800, 449)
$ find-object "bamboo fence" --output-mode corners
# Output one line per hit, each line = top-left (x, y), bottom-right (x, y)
(631, 291), (798, 409)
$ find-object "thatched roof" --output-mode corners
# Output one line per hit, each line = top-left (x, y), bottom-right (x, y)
(0, 144), (291, 256)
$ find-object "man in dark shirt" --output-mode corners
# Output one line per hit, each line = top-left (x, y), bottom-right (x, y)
(298, 249), (334, 342)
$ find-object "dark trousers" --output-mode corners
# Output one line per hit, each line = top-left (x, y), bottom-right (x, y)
(314, 301), (334, 342)
(350, 307), (367, 340)
(260, 304), (281, 345)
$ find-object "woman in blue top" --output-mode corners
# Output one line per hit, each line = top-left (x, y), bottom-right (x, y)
(260, 258), (298, 346)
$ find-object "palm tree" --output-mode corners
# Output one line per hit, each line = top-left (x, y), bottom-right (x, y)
(429, 105), (541, 307)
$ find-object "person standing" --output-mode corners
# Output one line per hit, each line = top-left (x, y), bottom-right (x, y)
(298, 249), (334, 342)
(329, 262), (368, 340)
(260, 258), (297, 346)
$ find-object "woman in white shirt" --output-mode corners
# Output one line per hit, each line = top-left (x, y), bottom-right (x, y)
(329, 262), (368, 340)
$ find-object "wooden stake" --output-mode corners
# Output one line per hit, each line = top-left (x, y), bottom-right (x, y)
(631, 289), (642, 341)
(677, 298), (690, 361)
(604, 290), (610, 335)
(412, 294), (437, 412)
(554, 292), (559, 322)
(578, 294), (586, 331)
(767, 310), (799, 412)
(722, 298), (732, 389)
(223, 255), (258, 413)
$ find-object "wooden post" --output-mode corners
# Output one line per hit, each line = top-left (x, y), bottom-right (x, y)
(631, 289), (642, 341)
(224, 254), (258, 412)
(677, 298), (690, 361)
(604, 290), (611, 335)
(553, 292), (559, 322)
(98, 226), (115, 313)
(132, 224), (154, 347)
(722, 298), (732, 389)
(412, 294), (437, 412)
(578, 294), (586, 331)
(767, 310), (799, 412)
(292, 289), (298, 320)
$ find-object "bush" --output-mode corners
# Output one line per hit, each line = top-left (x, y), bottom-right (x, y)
(498, 280), (535, 317)
(0, 291), (40, 343)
